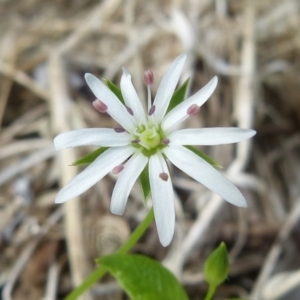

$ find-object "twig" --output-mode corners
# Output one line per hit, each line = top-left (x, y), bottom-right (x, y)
(2, 207), (63, 300)
(250, 198), (300, 300)
(56, 0), (122, 55)
(44, 262), (60, 300)
(49, 53), (92, 300)
(0, 147), (55, 186)
(0, 104), (48, 145)
(0, 62), (49, 102)
(0, 32), (16, 127)
(0, 139), (52, 160)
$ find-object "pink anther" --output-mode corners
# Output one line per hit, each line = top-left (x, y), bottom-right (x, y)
(162, 139), (170, 145)
(114, 127), (125, 133)
(112, 165), (124, 175)
(126, 106), (134, 115)
(187, 104), (200, 116)
(93, 99), (108, 113)
(144, 70), (154, 86)
(148, 105), (156, 116)
(159, 172), (169, 181)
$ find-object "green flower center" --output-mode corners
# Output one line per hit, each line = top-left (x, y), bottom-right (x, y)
(140, 128), (161, 149)
(133, 124), (166, 157)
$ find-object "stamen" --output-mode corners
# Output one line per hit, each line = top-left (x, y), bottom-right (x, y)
(148, 105), (156, 116)
(112, 164), (124, 175)
(187, 104), (200, 116)
(162, 139), (170, 145)
(144, 70), (154, 86)
(159, 172), (169, 181)
(126, 106), (134, 115)
(114, 127), (125, 133)
(93, 99), (108, 113)
(144, 70), (154, 112)
(131, 139), (140, 143)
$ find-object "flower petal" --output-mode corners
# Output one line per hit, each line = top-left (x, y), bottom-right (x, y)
(54, 128), (131, 150)
(111, 152), (148, 215)
(55, 146), (135, 203)
(153, 54), (187, 124)
(149, 153), (175, 247)
(163, 145), (247, 207)
(168, 128), (256, 146)
(85, 73), (135, 132)
(162, 76), (218, 131)
(121, 67), (147, 125)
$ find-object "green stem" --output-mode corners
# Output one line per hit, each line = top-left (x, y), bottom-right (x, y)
(65, 208), (154, 300)
(204, 284), (216, 300)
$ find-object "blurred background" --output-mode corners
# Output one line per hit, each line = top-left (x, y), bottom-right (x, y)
(0, 0), (300, 299)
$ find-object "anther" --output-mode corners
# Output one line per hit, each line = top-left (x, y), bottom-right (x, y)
(162, 139), (170, 145)
(125, 106), (134, 115)
(148, 105), (156, 116)
(159, 172), (169, 181)
(131, 139), (140, 144)
(114, 127), (125, 133)
(93, 99), (108, 113)
(144, 70), (154, 86)
(112, 164), (124, 175)
(187, 104), (200, 116)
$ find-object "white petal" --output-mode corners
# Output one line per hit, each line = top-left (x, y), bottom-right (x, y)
(163, 146), (247, 207)
(54, 128), (131, 150)
(162, 76), (218, 131)
(121, 67), (147, 125)
(55, 146), (135, 203)
(149, 153), (175, 247)
(168, 128), (256, 146)
(153, 54), (187, 124)
(85, 73), (135, 132)
(111, 153), (148, 215)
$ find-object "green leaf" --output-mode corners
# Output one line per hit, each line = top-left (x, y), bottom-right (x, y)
(98, 254), (189, 300)
(71, 147), (109, 166)
(204, 242), (230, 288)
(139, 163), (151, 203)
(166, 78), (190, 113)
(103, 78), (125, 105)
(185, 146), (222, 168)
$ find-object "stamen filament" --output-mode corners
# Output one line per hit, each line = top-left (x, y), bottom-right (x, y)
(147, 85), (152, 112)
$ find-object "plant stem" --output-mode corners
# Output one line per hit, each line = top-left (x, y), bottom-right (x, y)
(204, 284), (216, 300)
(65, 208), (154, 300)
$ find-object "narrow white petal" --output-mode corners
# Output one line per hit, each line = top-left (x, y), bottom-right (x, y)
(149, 153), (175, 247)
(121, 67), (147, 125)
(168, 128), (256, 146)
(54, 128), (131, 150)
(85, 73), (135, 132)
(163, 146), (247, 207)
(55, 146), (135, 203)
(162, 76), (218, 131)
(153, 54), (187, 123)
(111, 153), (148, 215)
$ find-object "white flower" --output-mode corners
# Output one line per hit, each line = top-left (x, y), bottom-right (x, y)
(54, 54), (256, 246)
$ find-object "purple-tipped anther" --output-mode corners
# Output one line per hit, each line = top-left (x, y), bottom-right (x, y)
(125, 106), (134, 115)
(114, 127), (125, 133)
(187, 104), (200, 116)
(159, 172), (169, 181)
(93, 99), (108, 113)
(112, 164), (124, 175)
(144, 70), (154, 86)
(148, 105), (156, 116)
(162, 139), (170, 145)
